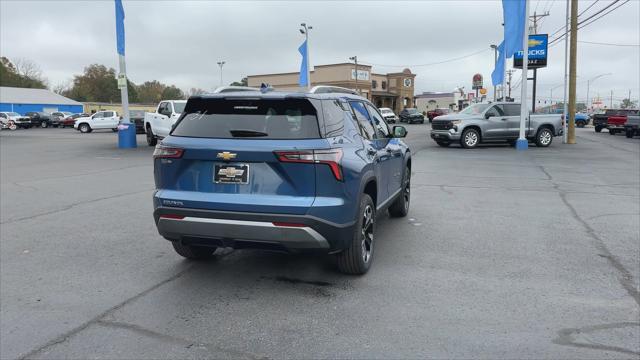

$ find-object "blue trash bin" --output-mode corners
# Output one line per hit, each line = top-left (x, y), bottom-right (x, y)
(118, 122), (137, 148)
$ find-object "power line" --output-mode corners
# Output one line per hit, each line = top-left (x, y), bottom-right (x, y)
(548, 0), (603, 38)
(578, 40), (640, 47)
(360, 48), (490, 68)
(549, 0), (629, 46)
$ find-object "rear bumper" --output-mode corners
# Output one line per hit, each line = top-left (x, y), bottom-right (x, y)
(154, 207), (356, 252)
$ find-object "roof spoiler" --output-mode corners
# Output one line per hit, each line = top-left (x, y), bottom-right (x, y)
(211, 86), (260, 93)
(309, 85), (359, 95)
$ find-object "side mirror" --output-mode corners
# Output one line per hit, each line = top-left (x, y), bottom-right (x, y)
(392, 125), (407, 138)
(484, 113), (491, 119)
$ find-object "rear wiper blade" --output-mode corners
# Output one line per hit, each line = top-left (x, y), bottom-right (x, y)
(229, 129), (268, 137)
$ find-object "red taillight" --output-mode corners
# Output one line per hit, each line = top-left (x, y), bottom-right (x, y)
(159, 214), (185, 220)
(153, 145), (184, 159)
(274, 149), (343, 181)
(272, 222), (307, 227)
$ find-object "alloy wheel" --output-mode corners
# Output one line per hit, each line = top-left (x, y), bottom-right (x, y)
(540, 130), (552, 145)
(361, 204), (374, 263)
(464, 131), (478, 147)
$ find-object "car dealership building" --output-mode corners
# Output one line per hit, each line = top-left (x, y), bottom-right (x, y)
(247, 63), (416, 115)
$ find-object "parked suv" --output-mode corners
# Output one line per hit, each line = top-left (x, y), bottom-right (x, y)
(26, 112), (57, 128)
(153, 87), (411, 274)
(399, 108), (425, 124)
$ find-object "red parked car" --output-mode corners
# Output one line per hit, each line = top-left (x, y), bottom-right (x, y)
(60, 113), (89, 128)
(606, 109), (639, 135)
(426, 108), (450, 123)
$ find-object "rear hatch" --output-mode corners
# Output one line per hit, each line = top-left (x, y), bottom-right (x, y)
(154, 96), (329, 215)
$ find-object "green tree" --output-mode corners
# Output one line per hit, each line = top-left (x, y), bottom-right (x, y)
(66, 64), (119, 102)
(161, 85), (185, 100)
(229, 77), (248, 87)
(137, 80), (166, 104)
(620, 98), (638, 109)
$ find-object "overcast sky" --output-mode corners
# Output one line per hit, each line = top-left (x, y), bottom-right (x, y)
(1, 0), (638, 105)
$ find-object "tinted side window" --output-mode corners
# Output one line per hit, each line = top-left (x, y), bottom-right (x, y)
(349, 101), (376, 140)
(321, 100), (345, 138)
(104, 111), (114, 117)
(503, 104), (520, 116)
(485, 106), (504, 117)
(366, 103), (390, 137)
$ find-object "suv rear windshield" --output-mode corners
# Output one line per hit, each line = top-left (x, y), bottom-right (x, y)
(172, 98), (320, 139)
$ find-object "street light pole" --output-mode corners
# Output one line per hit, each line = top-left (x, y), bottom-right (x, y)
(350, 56), (358, 94)
(586, 73), (612, 112)
(217, 61), (225, 87)
(491, 44), (498, 101)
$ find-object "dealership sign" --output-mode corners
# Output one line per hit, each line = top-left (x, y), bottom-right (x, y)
(351, 69), (370, 81)
(514, 34), (548, 69)
(472, 73), (483, 90)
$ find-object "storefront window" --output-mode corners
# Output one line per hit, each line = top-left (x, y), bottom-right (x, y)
(381, 81), (386, 90)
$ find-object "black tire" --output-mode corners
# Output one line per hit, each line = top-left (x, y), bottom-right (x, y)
(626, 130), (634, 138)
(112, 128), (118, 132)
(576, 121), (585, 128)
(146, 126), (157, 146)
(436, 141), (450, 147)
(535, 127), (553, 147)
(609, 129), (616, 135)
(336, 194), (375, 275)
(389, 166), (410, 218)
(460, 128), (480, 149)
(41, 120), (48, 128)
(79, 123), (91, 133)
(172, 242), (216, 260)
(595, 126), (603, 133)
(420, 119), (425, 124)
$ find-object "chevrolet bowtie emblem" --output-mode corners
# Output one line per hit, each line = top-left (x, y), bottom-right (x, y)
(218, 167), (245, 178)
(217, 152), (237, 161)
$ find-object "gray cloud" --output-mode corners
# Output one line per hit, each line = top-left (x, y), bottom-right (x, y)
(1, 0), (638, 104)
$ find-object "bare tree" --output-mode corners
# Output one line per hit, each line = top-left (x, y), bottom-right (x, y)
(13, 58), (48, 88)
(53, 80), (71, 95)
(187, 87), (207, 97)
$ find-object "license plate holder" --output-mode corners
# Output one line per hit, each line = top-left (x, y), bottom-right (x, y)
(214, 164), (249, 184)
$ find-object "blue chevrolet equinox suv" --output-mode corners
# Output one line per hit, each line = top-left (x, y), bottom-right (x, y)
(153, 86), (411, 274)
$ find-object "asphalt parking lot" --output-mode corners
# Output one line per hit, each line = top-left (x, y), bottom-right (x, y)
(1, 125), (639, 359)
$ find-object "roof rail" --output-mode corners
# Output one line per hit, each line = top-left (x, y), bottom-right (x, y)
(212, 86), (260, 93)
(309, 85), (359, 96)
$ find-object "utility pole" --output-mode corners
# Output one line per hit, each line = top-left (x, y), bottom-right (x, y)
(529, 11), (550, 34)
(568, 0), (578, 144)
(350, 56), (359, 93)
(507, 70), (515, 100)
(610, 90), (614, 108)
(562, 0), (569, 143)
(217, 61), (225, 87)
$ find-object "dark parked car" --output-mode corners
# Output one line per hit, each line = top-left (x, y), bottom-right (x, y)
(399, 108), (425, 124)
(153, 87), (411, 274)
(592, 109), (639, 133)
(128, 110), (146, 133)
(26, 112), (58, 128)
(60, 113), (90, 128)
(51, 112), (73, 127)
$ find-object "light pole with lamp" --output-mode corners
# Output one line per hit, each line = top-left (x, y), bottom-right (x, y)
(349, 56), (358, 94)
(586, 73), (612, 112)
(299, 23), (312, 89)
(217, 61), (225, 87)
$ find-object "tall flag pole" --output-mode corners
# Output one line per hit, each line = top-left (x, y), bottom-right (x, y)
(115, 0), (136, 148)
(516, 0), (530, 150)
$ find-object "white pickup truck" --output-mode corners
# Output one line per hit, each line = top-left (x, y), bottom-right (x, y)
(144, 100), (187, 146)
(74, 110), (120, 133)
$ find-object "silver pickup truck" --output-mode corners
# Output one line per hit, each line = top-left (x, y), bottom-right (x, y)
(430, 102), (563, 148)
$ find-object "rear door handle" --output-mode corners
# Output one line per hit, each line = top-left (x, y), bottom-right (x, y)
(501, 118), (508, 121)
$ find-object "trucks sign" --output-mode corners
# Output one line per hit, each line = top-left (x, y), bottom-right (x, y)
(514, 34), (548, 69)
